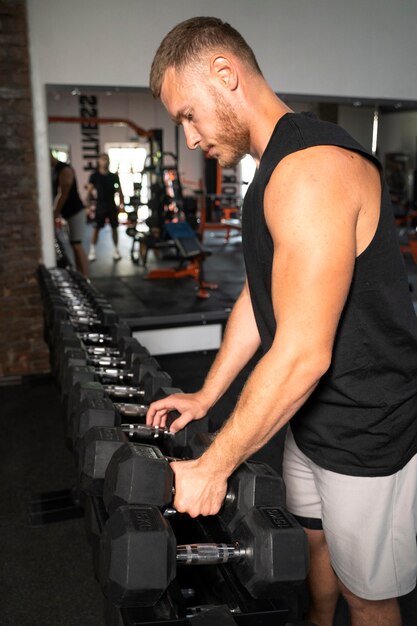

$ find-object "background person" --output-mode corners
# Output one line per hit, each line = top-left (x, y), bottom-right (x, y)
(51, 153), (88, 277)
(146, 16), (417, 626)
(86, 153), (124, 261)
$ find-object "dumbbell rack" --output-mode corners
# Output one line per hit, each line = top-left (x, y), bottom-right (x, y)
(36, 265), (311, 626)
(90, 494), (298, 626)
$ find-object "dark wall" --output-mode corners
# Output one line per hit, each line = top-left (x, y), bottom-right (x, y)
(0, 0), (49, 378)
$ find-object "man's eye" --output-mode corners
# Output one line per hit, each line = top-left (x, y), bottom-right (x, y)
(186, 113), (193, 121)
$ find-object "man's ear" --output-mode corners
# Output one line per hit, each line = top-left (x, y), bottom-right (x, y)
(210, 55), (238, 91)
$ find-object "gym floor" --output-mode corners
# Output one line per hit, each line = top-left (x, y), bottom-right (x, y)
(2, 222), (417, 625)
(82, 221), (246, 319)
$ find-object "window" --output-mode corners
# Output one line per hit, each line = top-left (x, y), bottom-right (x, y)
(50, 144), (71, 163)
(241, 154), (256, 198)
(106, 144), (149, 220)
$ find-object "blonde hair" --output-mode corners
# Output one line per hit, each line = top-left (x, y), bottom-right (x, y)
(150, 16), (262, 98)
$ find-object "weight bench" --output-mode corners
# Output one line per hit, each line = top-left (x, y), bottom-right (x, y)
(145, 221), (218, 299)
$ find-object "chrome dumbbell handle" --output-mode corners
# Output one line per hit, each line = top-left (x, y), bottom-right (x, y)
(176, 542), (244, 565)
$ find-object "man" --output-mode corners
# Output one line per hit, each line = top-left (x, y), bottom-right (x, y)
(86, 153), (124, 261)
(51, 153), (88, 276)
(146, 17), (417, 626)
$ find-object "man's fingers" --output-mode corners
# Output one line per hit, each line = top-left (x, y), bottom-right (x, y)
(170, 461), (226, 518)
(146, 407), (168, 427)
(146, 398), (177, 424)
(167, 411), (196, 433)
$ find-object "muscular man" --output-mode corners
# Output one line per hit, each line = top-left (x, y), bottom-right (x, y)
(51, 154), (88, 277)
(146, 17), (417, 626)
(86, 153), (124, 261)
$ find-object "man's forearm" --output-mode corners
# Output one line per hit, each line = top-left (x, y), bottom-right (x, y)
(53, 191), (68, 216)
(201, 343), (328, 476)
(199, 284), (261, 408)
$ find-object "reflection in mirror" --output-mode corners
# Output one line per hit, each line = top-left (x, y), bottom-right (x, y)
(46, 85), (417, 272)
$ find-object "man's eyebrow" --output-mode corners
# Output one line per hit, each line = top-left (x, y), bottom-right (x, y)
(171, 108), (187, 125)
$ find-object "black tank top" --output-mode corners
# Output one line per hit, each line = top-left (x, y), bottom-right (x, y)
(53, 162), (84, 219)
(242, 112), (417, 476)
(88, 171), (121, 209)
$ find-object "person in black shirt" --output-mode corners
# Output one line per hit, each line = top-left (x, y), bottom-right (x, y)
(86, 153), (124, 261)
(145, 17), (417, 626)
(51, 154), (88, 276)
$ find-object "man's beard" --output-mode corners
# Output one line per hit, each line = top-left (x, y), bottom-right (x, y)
(212, 90), (250, 168)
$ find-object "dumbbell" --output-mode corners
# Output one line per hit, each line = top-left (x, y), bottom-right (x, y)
(45, 280), (100, 308)
(65, 367), (173, 445)
(59, 333), (133, 360)
(47, 293), (96, 318)
(43, 272), (115, 316)
(38, 266), (107, 311)
(66, 378), (149, 434)
(48, 267), (111, 308)
(45, 299), (119, 339)
(78, 427), (211, 495)
(68, 378), (175, 451)
(59, 330), (163, 394)
(51, 319), (131, 351)
(38, 270), (124, 355)
(45, 287), (118, 325)
(56, 335), (150, 391)
(48, 320), (132, 376)
(45, 317), (130, 366)
(60, 351), (163, 406)
(99, 504), (309, 607)
(64, 366), (165, 429)
(102, 441), (286, 533)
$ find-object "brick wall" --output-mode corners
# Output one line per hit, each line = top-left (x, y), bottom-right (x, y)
(0, 0), (50, 378)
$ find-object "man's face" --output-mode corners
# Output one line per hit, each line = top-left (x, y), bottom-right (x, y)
(161, 66), (250, 168)
(99, 155), (109, 169)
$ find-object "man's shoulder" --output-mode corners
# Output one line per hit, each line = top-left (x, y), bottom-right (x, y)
(56, 161), (71, 173)
(58, 163), (74, 181)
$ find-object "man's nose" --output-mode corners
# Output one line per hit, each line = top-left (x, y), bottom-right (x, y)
(184, 125), (201, 150)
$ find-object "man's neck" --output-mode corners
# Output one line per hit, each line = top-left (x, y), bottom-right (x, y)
(248, 91), (293, 166)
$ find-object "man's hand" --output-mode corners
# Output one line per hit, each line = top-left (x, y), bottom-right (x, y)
(170, 457), (228, 517)
(146, 391), (211, 432)
(54, 210), (64, 228)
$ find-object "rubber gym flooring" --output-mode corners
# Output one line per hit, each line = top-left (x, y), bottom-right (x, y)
(2, 223), (417, 624)
(86, 225), (245, 319)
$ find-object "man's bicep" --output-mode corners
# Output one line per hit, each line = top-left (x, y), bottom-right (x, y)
(59, 168), (74, 191)
(265, 159), (357, 355)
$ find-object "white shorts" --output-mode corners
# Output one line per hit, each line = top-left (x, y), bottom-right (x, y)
(282, 427), (417, 600)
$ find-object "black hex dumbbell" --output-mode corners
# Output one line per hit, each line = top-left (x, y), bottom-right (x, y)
(63, 340), (160, 428)
(65, 380), (145, 436)
(60, 348), (165, 405)
(51, 318), (131, 352)
(56, 336), (150, 393)
(45, 297), (118, 338)
(77, 426), (211, 496)
(48, 319), (124, 356)
(102, 441), (286, 533)
(48, 319), (131, 375)
(99, 504), (309, 607)
(66, 374), (177, 450)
